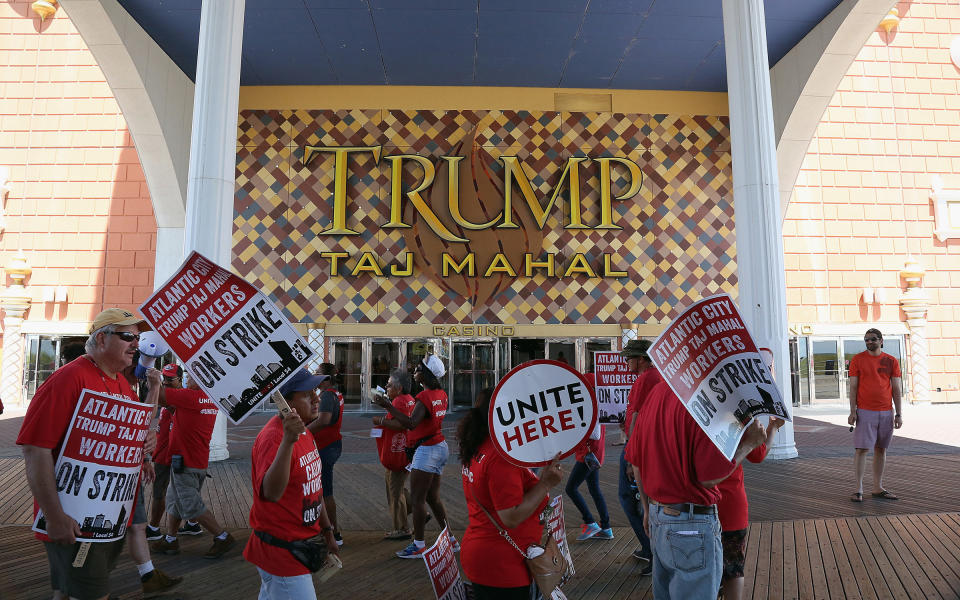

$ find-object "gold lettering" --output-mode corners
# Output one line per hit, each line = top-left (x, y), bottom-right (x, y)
(499, 156), (589, 229)
(442, 253), (475, 276)
(448, 326), (460, 336)
(483, 253), (517, 277)
(320, 251), (350, 276)
(463, 326), (474, 335)
(502, 326), (515, 336)
(304, 146), (381, 235)
(351, 252), (384, 277)
(484, 326), (498, 336)
(445, 156), (501, 230)
(596, 157), (643, 229)
(384, 155), (468, 243)
(433, 326), (445, 336)
(390, 251), (414, 277)
(563, 253), (597, 277)
(603, 254), (627, 277)
(523, 253), (556, 277)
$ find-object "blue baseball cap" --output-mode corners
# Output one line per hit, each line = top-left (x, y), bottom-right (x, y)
(279, 368), (329, 397)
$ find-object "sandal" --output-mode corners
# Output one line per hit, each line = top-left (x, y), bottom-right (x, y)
(384, 529), (412, 540)
(872, 490), (899, 500)
(850, 492), (863, 502)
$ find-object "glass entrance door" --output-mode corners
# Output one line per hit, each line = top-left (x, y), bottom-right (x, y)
(332, 341), (363, 408)
(451, 342), (496, 409)
(811, 339), (841, 402)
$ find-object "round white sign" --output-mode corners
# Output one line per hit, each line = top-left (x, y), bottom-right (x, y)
(488, 359), (597, 467)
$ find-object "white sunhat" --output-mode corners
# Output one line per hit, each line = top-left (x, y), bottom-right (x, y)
(422, 354), (446, 379)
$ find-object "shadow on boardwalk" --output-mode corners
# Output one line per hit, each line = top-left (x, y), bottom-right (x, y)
(0, 412), (958, 599)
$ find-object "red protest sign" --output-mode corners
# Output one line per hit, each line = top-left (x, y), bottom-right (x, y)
(489, 360), (597, 467)
(649, 294), (790, 459)
(423, 526), (467, 600)
(141, 251), (313, 424)
(34, 390), (152, 542)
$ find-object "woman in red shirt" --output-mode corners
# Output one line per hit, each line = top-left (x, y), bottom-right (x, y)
(716, 416), (783, 600)
(243, 369), (340, 599)
(372, 369), (417, 540)
(458, 387), (564, 600)
(373, 354), (453, 558)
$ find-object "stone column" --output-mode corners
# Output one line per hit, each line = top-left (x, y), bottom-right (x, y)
(184, 0), (245, 462)
(1, 254), (32, 407)
(899, 258), (930, 404)
(723, 0), (797, 459)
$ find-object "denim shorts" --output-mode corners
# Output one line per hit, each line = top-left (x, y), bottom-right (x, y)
(411, 441), (449, 475)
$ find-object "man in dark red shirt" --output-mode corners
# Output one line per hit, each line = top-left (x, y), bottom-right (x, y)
(634, 381), (767, 600)
(151, 373), (235, 559)
(616, 339), (656, 568)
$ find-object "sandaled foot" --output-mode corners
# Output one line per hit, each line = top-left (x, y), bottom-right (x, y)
(871, 489), (898, 500)
(850, 492), (863, 502)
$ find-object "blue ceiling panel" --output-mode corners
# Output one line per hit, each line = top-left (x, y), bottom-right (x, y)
(119, 1), (845, 92)
(308, 9), (385, 84)
(373, 9), (476, 85)
(559, 12), (643, 88)
(477, 11), (583, 87)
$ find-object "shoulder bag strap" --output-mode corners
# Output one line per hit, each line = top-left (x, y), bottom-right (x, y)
(469, 486), (554, 557)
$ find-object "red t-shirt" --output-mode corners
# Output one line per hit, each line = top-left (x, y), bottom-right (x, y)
(624, 368), (664, 436)
(574, 425), (605, 464)
(407, 388), (447, 447)
(849, 352), (901, 411)
(166, 388), (218, 470)
(461, 438), (549, 588)
(16, 356), (139, 541)
(715, 443), (767, 531)
(376, 394), (416, 471)
(624, 368), (665, 466)
(311, 387), (344, 449)
(244, 416), (324, 577)
(633, 382), (736, 506)
(154, 407), (174, 465)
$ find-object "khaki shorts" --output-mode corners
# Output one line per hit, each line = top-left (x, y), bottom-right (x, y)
(44, 539), (124, 600)
(166, 468), (208, 521)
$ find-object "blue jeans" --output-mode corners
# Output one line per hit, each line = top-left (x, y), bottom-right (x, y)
(649, 504), (722, 600)
(318, 439), (342, 496)
(565, 461), (610, 529)
(256, 567), (317, 600)
(618, 450), (650, 553)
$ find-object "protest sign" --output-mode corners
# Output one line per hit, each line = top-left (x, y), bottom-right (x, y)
(489, 360), (596, 467)
(649, 293), (791, 460)
(423, 525), (467, 600)
(140, 252), (313, 424)
(34, 390), (152, 542)
(547, 495), (575, 583)
(592, 351), (637, 424)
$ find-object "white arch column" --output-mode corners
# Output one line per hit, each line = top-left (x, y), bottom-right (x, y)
(723, 0), (798, 459)
(184, 0), (245, 462)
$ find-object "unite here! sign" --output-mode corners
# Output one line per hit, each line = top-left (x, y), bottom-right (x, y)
(648, 294), (791, 460)
(140, 251), (313, 424)
(34, 390), (152, 542)
(592, 351), (637, 424)
(489, 360), (597, 467)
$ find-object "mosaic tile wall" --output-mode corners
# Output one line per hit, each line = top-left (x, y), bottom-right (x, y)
(234, 109), (735, 325)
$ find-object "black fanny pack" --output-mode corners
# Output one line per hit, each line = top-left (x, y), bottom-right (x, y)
(404, 438), (424, 461)
(254, 530), (328, 572)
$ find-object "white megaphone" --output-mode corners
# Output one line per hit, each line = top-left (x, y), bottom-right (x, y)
(135, 330), (171, 379)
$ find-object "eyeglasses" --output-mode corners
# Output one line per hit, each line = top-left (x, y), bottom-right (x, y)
(864, 337), (880, 342)
(108, 331), (140, 342)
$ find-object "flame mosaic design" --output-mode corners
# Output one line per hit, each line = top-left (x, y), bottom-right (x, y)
(234, 109), (736, 325)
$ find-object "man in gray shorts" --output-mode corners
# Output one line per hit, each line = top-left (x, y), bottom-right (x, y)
(848, 328), (903, 502)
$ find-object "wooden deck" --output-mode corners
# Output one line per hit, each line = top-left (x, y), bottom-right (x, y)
(1, 413), (959, 599)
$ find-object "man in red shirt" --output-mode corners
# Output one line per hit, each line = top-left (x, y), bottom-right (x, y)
(17, 308), (150, 600)
(848, 328), (903, 502)
(306, 363), (345, 546)
(617, 339), (657, 568)
(634, 381), (767, 600)
(151, 373), (235, 558)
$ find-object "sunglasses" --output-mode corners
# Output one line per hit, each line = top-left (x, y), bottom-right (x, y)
(108, 331), (140, 342)
(864, 337), (880, 342)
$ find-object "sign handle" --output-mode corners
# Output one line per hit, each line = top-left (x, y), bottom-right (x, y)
(72, 541), (91, 567)
(271, 391), (292, 417)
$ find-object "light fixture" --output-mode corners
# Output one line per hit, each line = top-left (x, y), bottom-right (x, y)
(879, 8), (900, 34)
(31, 0), (58, 21)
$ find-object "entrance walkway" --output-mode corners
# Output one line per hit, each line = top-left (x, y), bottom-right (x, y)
(1, 407), (958, 599)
